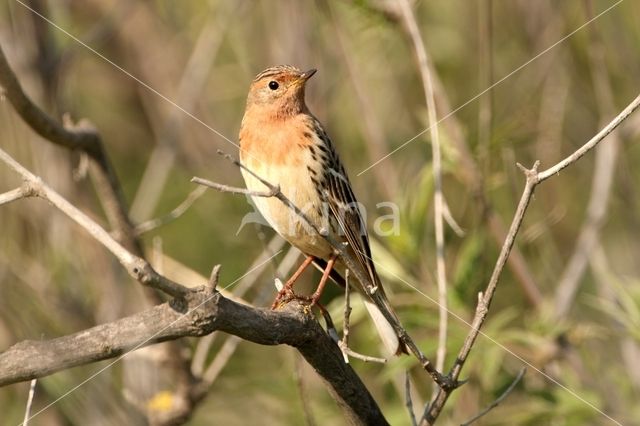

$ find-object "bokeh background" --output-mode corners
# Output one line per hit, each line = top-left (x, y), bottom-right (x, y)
(1, 0), (639, 424)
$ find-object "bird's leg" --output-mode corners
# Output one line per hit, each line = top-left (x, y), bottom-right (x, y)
(271, 255), (315, 309)
(309, 254), (337, 308)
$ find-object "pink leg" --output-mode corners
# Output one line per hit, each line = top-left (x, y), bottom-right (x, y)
(309, 254), (337, 307)
(271, 255), (315, 309)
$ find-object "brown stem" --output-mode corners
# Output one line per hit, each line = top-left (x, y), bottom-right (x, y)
(0, 289), (388, 426)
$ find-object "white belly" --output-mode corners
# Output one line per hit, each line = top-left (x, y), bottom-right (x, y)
(240, 163), (333, 259)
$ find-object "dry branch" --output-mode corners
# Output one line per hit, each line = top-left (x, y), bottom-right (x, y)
(397, 0), (449, 381)
(0, 288), (388, 426)
(460, 368), (526, 426)
(0, 146), (190, 298)
(423, 92), (640, 423)
(0, 44), (141, 255)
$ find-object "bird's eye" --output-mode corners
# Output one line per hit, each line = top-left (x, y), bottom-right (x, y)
(268, 81), (279, 90)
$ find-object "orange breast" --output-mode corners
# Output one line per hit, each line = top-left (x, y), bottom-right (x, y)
(239, 109), (313, 169)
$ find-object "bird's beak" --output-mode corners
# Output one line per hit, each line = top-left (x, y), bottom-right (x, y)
(299, 68), (317, 83)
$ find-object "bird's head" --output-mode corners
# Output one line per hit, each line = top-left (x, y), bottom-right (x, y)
(245, 65), (316, 118)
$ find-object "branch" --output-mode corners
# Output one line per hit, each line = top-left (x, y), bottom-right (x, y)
(0, 184), (37, 206)
(423, 92), (640, 423)
(22, 378), (37, 426)
(397, 0), (449, 382)
(0, 44), (141, 255)
(191, 176), (280, 198)
(0, 287), (388, 426)
(0, 147), (190, 298)
(357, 0), (543, 308)
(135, 185), (207, 235)
(460, 368), (526, 426)
(0, 145), (386, 423)
(554, 6), (621, 320)
(405, 372), (418, 426)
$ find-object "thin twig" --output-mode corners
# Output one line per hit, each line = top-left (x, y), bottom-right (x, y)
(1, 289), (389, 425)
(314, 287), (386, 364)
(405, 372), (418, 426)
(553, 4), (621, 320)
(135, 186), (207, 235)
(361, 0), (544, 309)
(0, 147), (190, 298)
(130, 5), (238, 221)
(460, 368), (526, 426)
(191, 237), (287, 379)
(326, 1), (399, 199)
(423, 92), (640, 424)
(0, 44), (142, 255)
(200, 336), (241, 386)
(397, 0), (449, 386)
(208, 264), (221, 291)
(442, 198), (465, 237)
(22, 378), (37, 426)
(536, 95), (639, 182)
(340, 270), (352, 363)
(0, 185), (33, 206)
(191, 176), (280, 198)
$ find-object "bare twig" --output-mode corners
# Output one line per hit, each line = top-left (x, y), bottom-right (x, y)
(0, 44), (142, 255)
(423, 93), (640, 424)
(554, 3), (620, 320)
(22, 378), (37, 426)
(191, 237), (287, 379)
(320, 297), (386, 364)
(460, 368), (526, 426)
(200, 336), (241, 386)
(135, 186), (207, 235)
(397, 0), (449, 384)
(0, 147), (190, 298)
(129, 5), (238, 221)
(535, 96), (636, 182)
(191, 176), (280, 198)
(442, 198), (465, 237)
(405, 372), (418, 426)
(325, 2), (399, 199)
(339, 271), (353, 363)
(337, 273), (386, 364)
(359, 0), (543, 309)
(295, 356), (318, 426)
(0, 184), (36, 206)
(207, 264), (221, 291)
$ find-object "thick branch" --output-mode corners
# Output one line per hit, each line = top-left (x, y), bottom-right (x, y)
(0, 289), (387, 426)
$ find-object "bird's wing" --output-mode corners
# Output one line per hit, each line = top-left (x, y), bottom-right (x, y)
(314, 123), (381, 291)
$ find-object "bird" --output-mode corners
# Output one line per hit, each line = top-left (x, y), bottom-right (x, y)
(238, 65), (406, 356)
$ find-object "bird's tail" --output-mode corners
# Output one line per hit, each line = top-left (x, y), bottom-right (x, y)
(362, 298), (407, 356)
(313, 258), (408, 356)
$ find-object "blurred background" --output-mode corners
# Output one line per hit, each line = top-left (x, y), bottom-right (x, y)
(1, 0), (639, 424)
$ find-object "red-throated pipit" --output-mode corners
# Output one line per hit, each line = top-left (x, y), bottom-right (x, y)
(239, 65), (405, 355)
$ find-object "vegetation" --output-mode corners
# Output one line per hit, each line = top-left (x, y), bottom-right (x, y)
(1, 1), (639, 424)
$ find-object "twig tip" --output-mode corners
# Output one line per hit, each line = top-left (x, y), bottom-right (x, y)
(208, 264), (222, 290)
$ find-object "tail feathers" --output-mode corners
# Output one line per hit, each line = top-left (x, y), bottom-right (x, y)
(362, 299), (406, 357)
